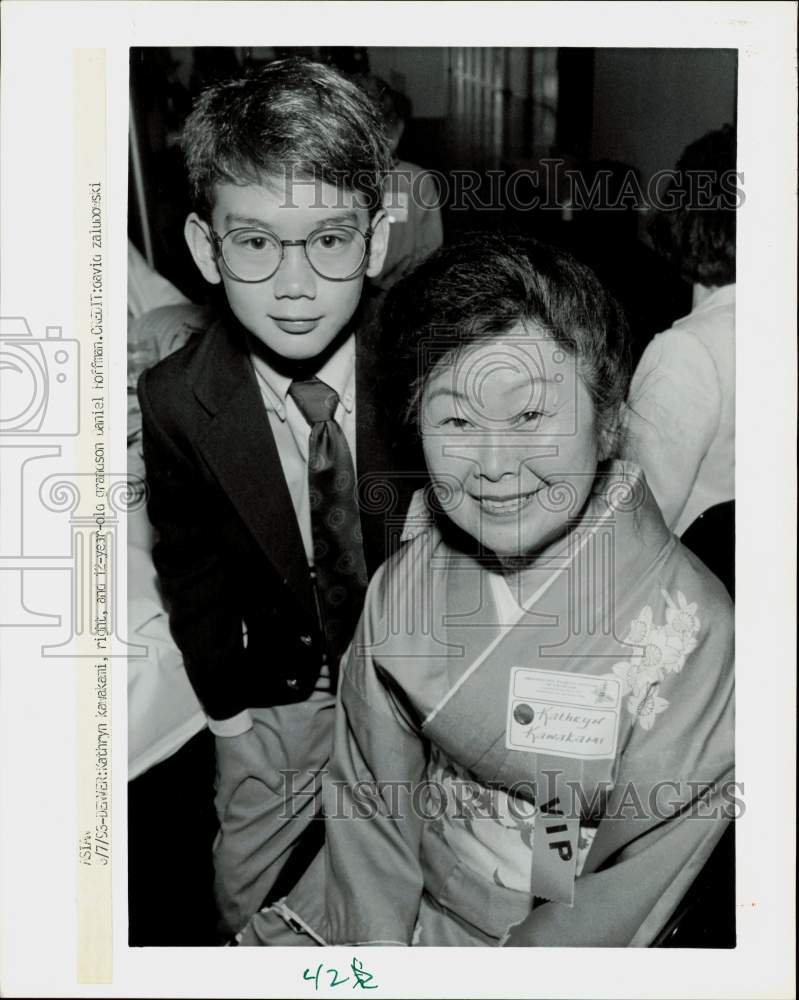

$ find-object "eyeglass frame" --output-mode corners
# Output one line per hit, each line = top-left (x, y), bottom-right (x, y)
(206, 222), (375, 284)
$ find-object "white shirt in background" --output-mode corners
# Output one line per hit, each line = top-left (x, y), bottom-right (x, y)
(624, 283), (735, 537)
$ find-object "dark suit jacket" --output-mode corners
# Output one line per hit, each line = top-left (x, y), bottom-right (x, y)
(138, 301), (418, 721)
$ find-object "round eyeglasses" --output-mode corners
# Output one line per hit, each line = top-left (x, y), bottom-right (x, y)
(209, 224), (373, 283)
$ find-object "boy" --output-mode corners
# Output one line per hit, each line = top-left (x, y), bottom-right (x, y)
(138, 58), (417, 936)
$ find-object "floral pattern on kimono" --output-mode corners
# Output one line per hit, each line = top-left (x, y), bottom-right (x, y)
(604, 590), (702, 731)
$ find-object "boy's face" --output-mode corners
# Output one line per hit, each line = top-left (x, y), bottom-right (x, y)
(185, 176), (389, 362)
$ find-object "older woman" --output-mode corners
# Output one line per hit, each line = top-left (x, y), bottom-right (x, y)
(241, 234), (734, 948)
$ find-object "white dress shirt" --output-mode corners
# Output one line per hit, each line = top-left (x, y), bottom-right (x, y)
(251, 335), (358, 561)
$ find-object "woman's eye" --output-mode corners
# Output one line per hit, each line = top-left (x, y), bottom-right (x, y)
(440, 416), (473, 430)
(518, 410), (544, 424)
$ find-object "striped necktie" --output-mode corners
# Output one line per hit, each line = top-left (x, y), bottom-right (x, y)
(289, 377), (368, 672)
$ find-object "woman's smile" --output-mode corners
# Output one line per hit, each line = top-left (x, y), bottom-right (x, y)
(469, 489), (541, 517)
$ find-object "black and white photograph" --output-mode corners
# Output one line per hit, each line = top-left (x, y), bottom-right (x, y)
(127, 43), (739, 951)
(0, 4), (796, 998)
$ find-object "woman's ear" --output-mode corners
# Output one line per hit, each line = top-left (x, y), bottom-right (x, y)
(364, 209), (390, 278)
(184, 213), (222, 285)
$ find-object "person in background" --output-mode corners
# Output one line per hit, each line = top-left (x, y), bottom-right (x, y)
(562, 160), (691, 368)
(128, 239), (190, 320)
(623, 126), (736, 539)
(365, 76), (443, 291)
(128, 304), (211, 780)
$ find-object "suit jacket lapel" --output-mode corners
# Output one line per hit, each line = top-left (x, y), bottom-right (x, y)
(192, 319), (314, 616)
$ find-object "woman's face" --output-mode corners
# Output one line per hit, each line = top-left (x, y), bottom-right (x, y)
(420, 324), (601, 560)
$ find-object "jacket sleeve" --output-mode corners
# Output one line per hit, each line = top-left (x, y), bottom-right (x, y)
(138, 367), (250, 722)
(504, 585), (735, 947)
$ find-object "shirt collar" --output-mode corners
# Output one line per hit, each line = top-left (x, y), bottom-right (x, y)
(694, 282), (736, 314)
(316, 333), (356, 413)
(250, 333), (356, 420)
(250, 352), (292, 419)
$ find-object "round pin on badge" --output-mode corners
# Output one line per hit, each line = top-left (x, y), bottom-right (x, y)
(513, 702), (535, 726)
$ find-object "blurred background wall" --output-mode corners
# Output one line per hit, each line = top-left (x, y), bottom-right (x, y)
(129, 45), (736, 359)
(591, 48), (737, 191)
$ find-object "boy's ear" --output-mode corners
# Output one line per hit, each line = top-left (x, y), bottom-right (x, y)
(364, 209), (390, 278)
(184, 213), (222, 285)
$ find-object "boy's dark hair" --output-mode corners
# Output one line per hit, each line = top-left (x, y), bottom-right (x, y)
(649, 124), (737, 287)
(380, 232), (631, 458)
(182, 57), (392, 220)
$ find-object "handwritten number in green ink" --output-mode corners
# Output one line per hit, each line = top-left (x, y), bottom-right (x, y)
(351, 957), (378, 990)
(303, 959), (376, 991)
(303, 964), (323, 990)
(327, 968), (350, 987)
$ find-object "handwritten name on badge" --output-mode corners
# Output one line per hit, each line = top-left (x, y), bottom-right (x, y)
(506, 668), (621, 760)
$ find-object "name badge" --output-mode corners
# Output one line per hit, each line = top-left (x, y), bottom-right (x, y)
(506, 668), (621, 760)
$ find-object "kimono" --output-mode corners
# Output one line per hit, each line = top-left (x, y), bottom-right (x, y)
(241, 462), (734, 947)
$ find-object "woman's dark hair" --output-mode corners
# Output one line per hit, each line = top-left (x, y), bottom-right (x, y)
(380, 232), (631, 459)
(182, 57), (391, 220)
(649, 124), (737, 287)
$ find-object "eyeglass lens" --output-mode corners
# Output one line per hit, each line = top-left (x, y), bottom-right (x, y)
(221, 227), (367, 281)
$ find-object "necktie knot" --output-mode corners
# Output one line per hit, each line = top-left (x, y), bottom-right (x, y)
(289, 377), (339, 426)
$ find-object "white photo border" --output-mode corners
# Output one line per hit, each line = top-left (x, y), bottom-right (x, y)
(0, 2), (795, 998)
